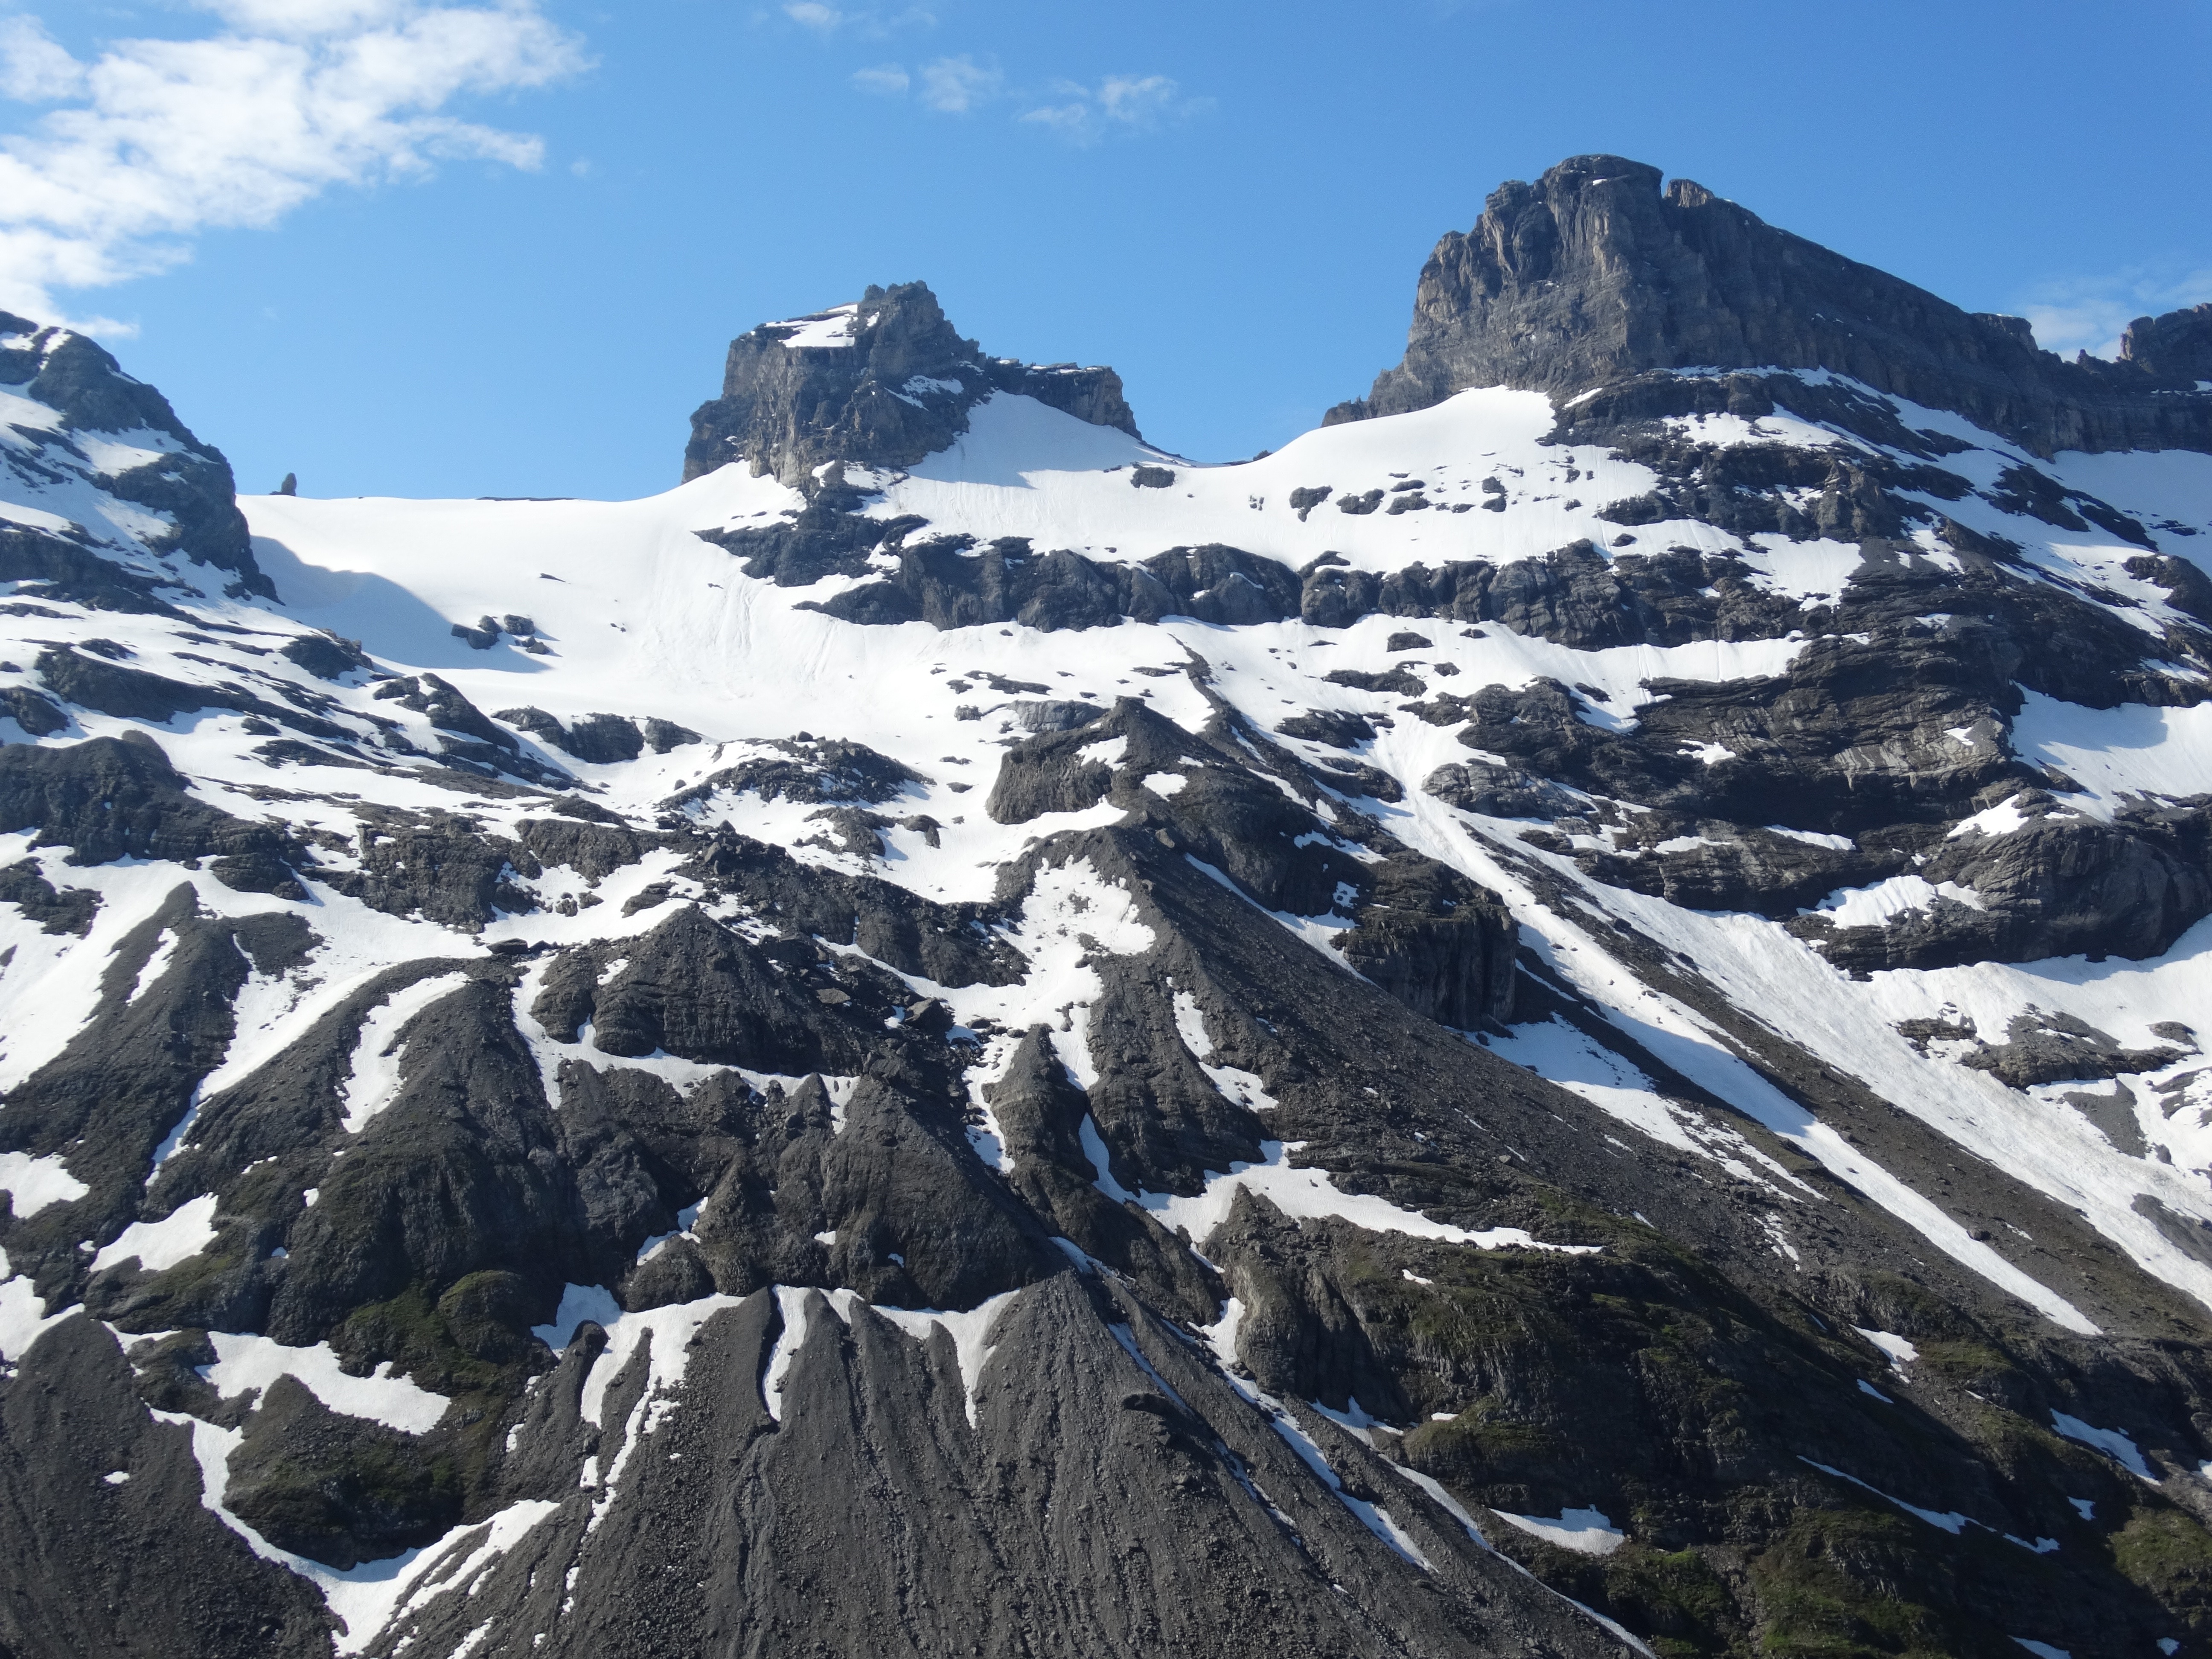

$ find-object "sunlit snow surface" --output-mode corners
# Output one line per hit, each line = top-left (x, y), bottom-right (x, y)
(3, 364), (2212, 1645)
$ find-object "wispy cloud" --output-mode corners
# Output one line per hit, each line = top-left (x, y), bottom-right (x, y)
(2017, 266), (2212, 360)
(850, 62), (909, 96)
(916, 53), (998, 114)
(0, 16), (81, 102)
(1019, 73), (1200, 145)
(0, 1), (589, 332)
(776, 4), (936, 41)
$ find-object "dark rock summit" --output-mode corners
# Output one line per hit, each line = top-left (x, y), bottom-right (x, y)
(1327, 154), (2212, 457)
(684, 281), (1140, 486)
(0, 312), (271, 598)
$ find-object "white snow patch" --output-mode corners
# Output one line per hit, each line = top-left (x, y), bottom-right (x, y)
(762, 1285), (814, 1422)
(1948, 795), (2034, 840)
(1141, 771), (1188, 797)
(1855, 1328), (1920, 1369)
(2011, 690), (2212, 810)
(2049, 1411), (2157, 1482)
(530, 1283), (622, 1352)
(1084, 1124), (1598, 1256)
(200, 1332), (449, 1434)
(1171, 990), (1278, 1113)
(339, 973), (473, 1134)
(776, 305), (858, 349)
(1766, 825), (1855, 851)
(125, 930), (179, 1004)
(1492, 1506), (1626, 1556)
(91, 1192), (218, 1273)
(1488, 1018), (1811, 1196)
(0, 1150), (88, 1218)
(0, 1254), (70, 1359)
(1810, 874), (1982, 927)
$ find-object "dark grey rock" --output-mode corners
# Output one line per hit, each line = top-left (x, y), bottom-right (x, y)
(1334, 854), (1516, 1028)
(1276, 707), (1376, 749)
(662, 735), (923, 808)
(222, 1375), (460, 1569)
(1327, 154), (2212, 458)
(683, 282), (1139, 486)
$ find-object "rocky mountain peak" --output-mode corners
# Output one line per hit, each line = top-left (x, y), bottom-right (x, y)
(0, 310), (265, 600)
(2124, 302), (2212, 383)
(683, 279), (1139, 486)
(1329, 153), (2212, 457)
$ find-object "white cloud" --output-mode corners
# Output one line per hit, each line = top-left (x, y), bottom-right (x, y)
(1018, 72), (1193, 145)
(776, 4), (933, 41)
(0, 16), (83, 102)
(2017, 267), (2212, 360)
(916, 54), (998, 114)
(0, 2), (588, 329)
(1096, 73), (1176, 125)
(851, 63), (909, 96)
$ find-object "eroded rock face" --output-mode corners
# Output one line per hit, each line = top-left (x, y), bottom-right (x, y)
(0, 313), (271, 600)
(682, 281), (1138, 486)
(1326, 154), (2212, 457)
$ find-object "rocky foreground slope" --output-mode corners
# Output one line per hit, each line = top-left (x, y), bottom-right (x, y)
(4, 155), (2212, 1658)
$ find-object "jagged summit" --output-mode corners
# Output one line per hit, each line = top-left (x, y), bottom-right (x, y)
(1328, 153), (2212, 457)
(682, 280), (1139, 486)
(0, 311), (267, 600)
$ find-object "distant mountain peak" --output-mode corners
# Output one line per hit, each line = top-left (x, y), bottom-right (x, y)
(1329, 152), (2212, 457)
(683, 279), (1139, 486)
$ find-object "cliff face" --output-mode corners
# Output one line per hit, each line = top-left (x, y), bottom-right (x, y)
(683, 280), (1138, 486)
(0, 312), (269, 602)
(1329, 154), (2212, 457)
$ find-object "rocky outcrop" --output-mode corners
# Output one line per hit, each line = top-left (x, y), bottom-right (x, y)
(0, 733), (308, 897)
(1334, 854), (1517, 1029)
(2123, 304), (2212, 383)
(1326, 155), (2212, 457)
(682, 281), (1138, 485)
(0, 313), (271, 596)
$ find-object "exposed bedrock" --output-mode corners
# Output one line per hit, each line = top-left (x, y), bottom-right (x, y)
(683, 280), (1138, 486)
(0, 731), (307, 897)
(1325, 153), (2212, 456)
(1, 313), (272, 594)
(1797, 806), (2212, 972)
(1333, 853), (1517, 1030)
(674, 825), (1024, 988)
(0, 1317), (332, 1656)
(793, 531), (1302, 630)
(687, 1070), (1058, 1312)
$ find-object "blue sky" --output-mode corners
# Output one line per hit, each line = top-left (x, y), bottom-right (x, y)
(6, 0), (2211, 500)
